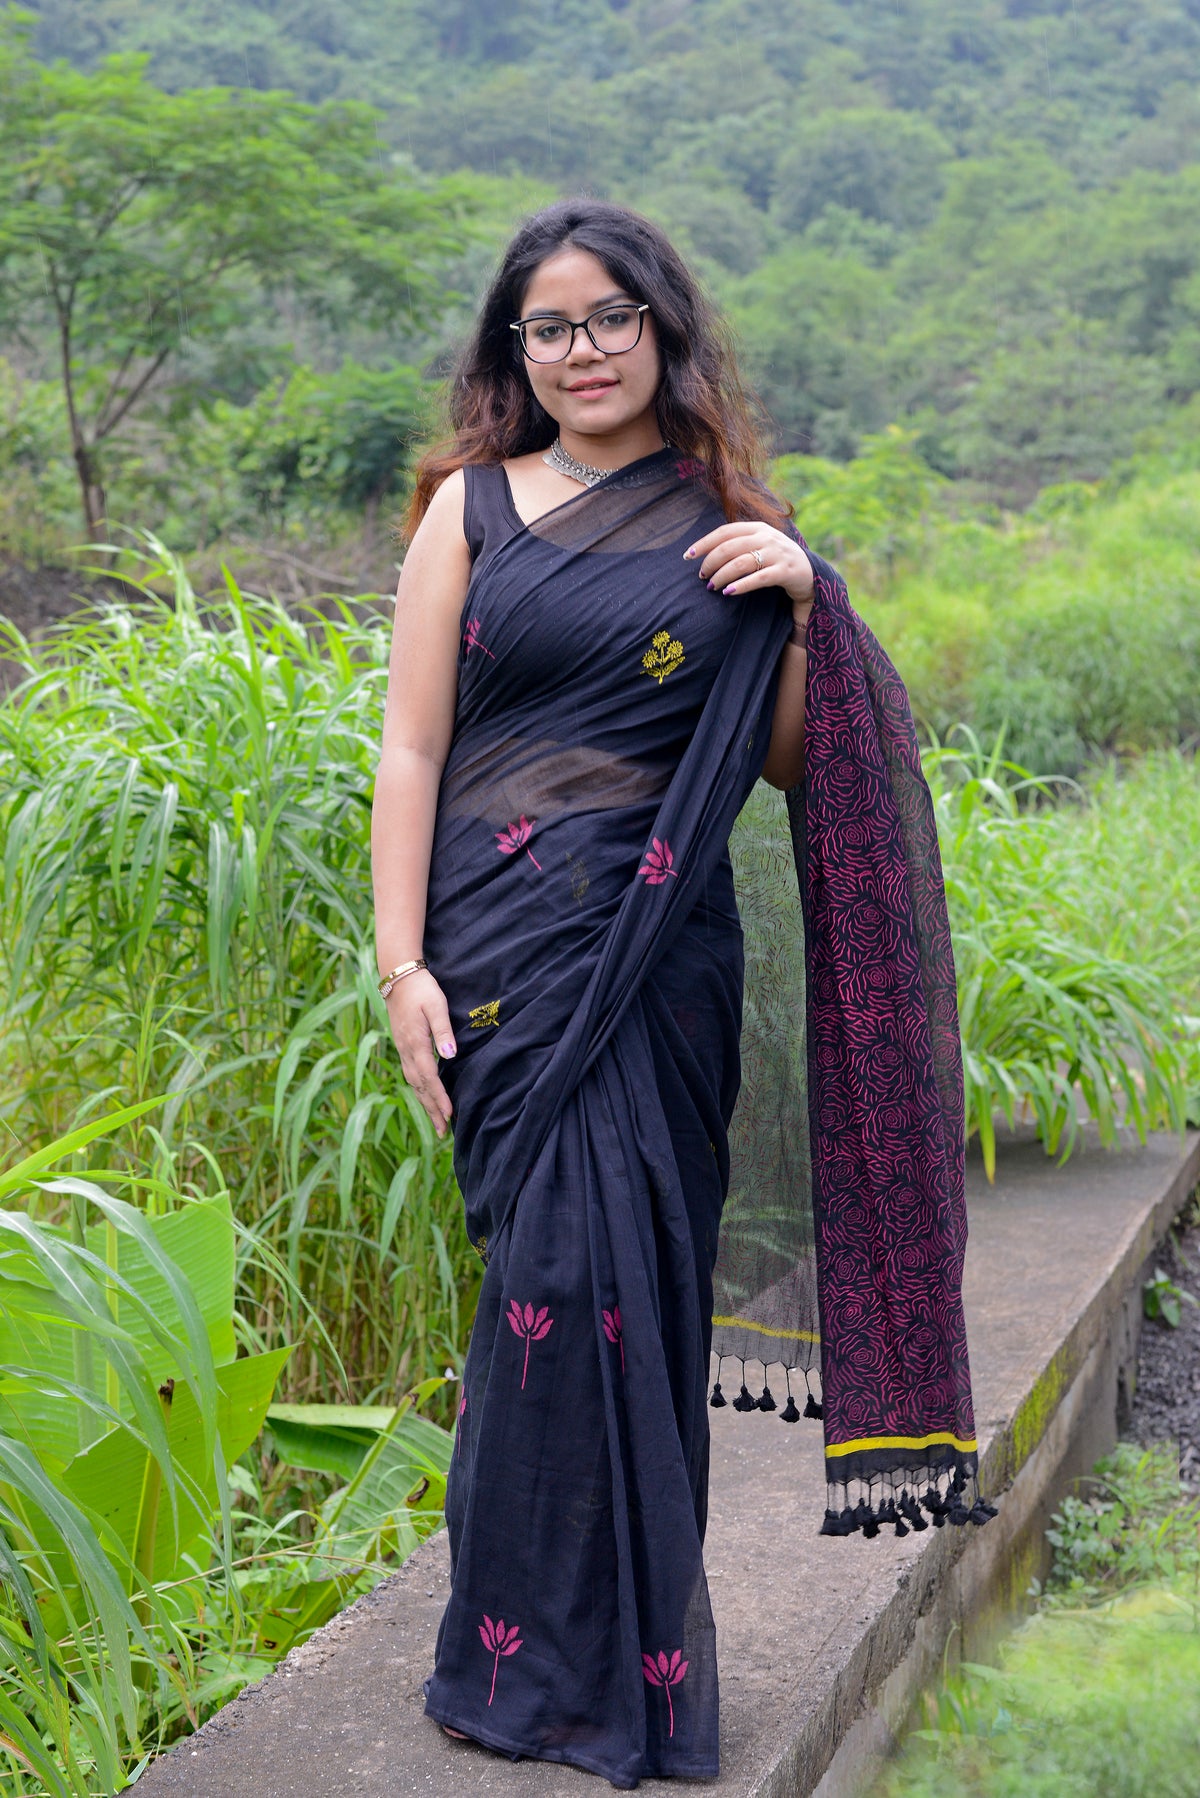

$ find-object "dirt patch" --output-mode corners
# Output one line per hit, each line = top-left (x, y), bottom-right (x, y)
(1131, 1204), (1200, 1491)
(0, 560), (111, 640)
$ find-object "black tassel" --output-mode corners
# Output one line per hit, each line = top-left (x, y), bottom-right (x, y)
(757, 1386), (777, 1412)
(862, 1512), (881, 1540)
(709, 1381), (727, 1408)
(780, 1395), (801, 1423)
(894, 1517), (909, 1537)
(732, 1384), (757, 1412)
(900, 1493), (928, 1532)
(820, 1508), (844, 1536)
(969, 1499), (998, 1524)
(803, 1393), (823, 1419)
(852, 1498), (872, 1529)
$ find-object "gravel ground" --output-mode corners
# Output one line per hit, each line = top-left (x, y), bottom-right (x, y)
(1130, 1207), (1200, 1492)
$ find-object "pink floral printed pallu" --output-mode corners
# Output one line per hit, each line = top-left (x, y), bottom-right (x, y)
(417, 451), (987, 1788)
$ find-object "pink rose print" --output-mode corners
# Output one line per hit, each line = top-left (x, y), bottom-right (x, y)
(507, 1299), (554, 1389)
(496, 815), (542, 871)
(463, 617), (495, 658)
(674, 457), (706, 482)
(638, 838), (678, 884)
(479, 1614), (523, 1705)
(602, 1306), (625, 1374)
(643, 1648), (688, 1737)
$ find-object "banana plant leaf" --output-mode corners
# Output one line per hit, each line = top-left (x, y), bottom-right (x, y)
(8, 1347), (291, 1648)
(62, 1347), (291, 1586)
(0, 1196), (236, 1469)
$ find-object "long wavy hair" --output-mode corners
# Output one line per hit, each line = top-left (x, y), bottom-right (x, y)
(406, 198), (789, 536)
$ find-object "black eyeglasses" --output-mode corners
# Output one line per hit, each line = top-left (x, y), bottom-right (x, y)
(509, 303), (650, 364)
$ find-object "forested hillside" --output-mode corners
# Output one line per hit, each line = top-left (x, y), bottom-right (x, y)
(19, 0), (1200, 499)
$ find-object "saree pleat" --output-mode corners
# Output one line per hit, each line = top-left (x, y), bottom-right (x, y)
(414, 450), (985, 1784)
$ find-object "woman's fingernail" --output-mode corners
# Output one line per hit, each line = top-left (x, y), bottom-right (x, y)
(440, 1041), (456, 1058)
(725, 583), (739, 594)
(683, 547), (696, 559)
(707, 579), (716, 590)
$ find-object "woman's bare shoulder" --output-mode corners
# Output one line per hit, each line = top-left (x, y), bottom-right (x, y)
(411, 467), (468, 550)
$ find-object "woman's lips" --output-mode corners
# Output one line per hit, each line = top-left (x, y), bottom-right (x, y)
(565, 379), (618, 393)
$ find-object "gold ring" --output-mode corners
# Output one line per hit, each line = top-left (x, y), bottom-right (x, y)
(752, 548), (765, 571)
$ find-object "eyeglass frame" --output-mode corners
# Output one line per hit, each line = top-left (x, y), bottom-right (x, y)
(509, 303), (651, 364)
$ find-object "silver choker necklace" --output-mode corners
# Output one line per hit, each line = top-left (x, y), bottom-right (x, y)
(543, 438), (618, 488)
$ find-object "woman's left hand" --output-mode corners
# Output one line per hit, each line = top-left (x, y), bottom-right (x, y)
(684, 522), (814, 611)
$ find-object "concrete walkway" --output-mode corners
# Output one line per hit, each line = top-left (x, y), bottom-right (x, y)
(139, 1127), (1200, 1797)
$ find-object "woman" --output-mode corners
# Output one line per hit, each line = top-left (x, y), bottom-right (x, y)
(372, 199), (984, 1788)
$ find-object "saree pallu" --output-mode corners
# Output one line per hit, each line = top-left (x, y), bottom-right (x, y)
(417, 449), (986, 1787)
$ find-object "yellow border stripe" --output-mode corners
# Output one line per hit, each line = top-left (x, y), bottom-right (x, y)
(825, 1431), (977, 1459)
(712, 1314), (821, 1345)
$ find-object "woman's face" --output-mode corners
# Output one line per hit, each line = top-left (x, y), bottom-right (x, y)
(515, 247), (662, 443)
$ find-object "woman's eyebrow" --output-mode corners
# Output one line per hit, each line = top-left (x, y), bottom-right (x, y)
(521, 292), (634, 317)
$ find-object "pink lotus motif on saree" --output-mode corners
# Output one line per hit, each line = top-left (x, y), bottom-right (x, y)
(638, 838), (678, 884)
(507, 1300), (553, 1389)
(602, 1305), (625, 1373)
(643, 1648), (688, 1736)
(496, 815), (542, 871)
(463, 617), (495, 658)
(479, 1615), (523, 1705)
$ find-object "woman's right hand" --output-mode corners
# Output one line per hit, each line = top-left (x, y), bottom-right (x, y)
(386, 970), (456, 1138)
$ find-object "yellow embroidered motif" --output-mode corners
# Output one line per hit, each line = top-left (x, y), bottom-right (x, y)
(642, 629), (685, 684)
(475, 1235), (489, 1261)
(468, 1000), (500, 1029)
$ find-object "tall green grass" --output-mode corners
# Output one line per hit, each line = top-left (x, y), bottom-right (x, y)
(927, 737), (1193, 1175)
(0, 540), (476, 1415)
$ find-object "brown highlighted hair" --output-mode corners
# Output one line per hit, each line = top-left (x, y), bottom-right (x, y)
(405, 197), (789, 537)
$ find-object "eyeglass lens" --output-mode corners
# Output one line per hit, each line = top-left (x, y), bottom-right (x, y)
(519, 306), (644, 363)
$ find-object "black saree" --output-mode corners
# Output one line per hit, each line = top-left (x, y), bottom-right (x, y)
(414, 448), (984, 1786)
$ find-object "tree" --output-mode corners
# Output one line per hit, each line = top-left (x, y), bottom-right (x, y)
(0, 19), (468, 537)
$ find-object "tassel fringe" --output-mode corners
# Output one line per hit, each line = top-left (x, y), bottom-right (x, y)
(819, 1465), (997, 1540)
(709, 1355), (996, 1538)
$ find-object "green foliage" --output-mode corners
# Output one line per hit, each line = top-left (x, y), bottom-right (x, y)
(1038, 1442), (1200, 1608)
(0, 14), (471, 535)
(880, 1444), (1200, 1798)
(926, 736), (1190, 1178)
(1142, 1266), (1198, 1329)
(0, 1105), (453, 1789)
(3, 0), (1200, 522)
(802, 439), (1200, 774)
(0, 542), (476, 1414)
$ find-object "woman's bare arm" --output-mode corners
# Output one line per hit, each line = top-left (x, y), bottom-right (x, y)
(371, 470), (470, 1136)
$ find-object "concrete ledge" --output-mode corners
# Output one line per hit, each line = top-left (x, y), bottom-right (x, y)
(139, 1128), (1200, 1797)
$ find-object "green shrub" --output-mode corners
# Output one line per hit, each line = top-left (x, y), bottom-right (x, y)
(880, 1445), (1200, 1798)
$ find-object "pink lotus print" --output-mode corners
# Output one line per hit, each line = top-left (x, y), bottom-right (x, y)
(639, 838), (678, 884)
(643, 1648), (688, 1737)
(675, 458), (706, 482)
(602, 1305), (625, 1373)
(496, 815), (542, 871)
(507, 1300), (553, 1389)
(479, 1614), (522, 1705)
(463, 617), (494, 658)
